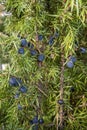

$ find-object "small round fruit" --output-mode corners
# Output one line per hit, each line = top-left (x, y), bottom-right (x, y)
(48, 37), (54, 46)
(30, 50), (37, 56)
(20, 38), (27, 47)
(18, 104), (22, 110)
(9, 77), (19, 87)
(38, 35), (43, 41)
(38, 54), (45, 62)
(70, 87), (75, 92)
(58, 99), (64, 105)
(18, 48), (24, 54)
(80, 47), (86, 53)
(39, 118), (44, 124)
(32, 116), (38, 124)
(70, 56), (77, 63)
(19, 86), (27, 93)
(66, 60), (74, 68)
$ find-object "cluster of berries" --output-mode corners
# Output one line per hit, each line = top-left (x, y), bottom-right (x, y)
(18, 32), (59, 61)
(66, 55), (77, 68)
(9, 76), (27, 93)
(18, 36), (45, 62)
(66, 47), (87, 68)
(30, 115), (44, 125)
(29, 115), (44, 130)
(9, 76), (27, 110)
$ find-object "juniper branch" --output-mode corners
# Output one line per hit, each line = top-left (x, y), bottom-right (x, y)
(59, 46), (65, 130)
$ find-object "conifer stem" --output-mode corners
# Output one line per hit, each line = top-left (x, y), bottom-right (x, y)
(59, 46), (64, 130)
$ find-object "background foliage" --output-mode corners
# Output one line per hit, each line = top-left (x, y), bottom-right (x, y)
(0, 0), (87, 130)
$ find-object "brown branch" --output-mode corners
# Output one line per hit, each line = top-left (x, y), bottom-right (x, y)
(59, 46), (65, 130)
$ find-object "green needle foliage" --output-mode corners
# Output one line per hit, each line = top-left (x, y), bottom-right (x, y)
(0, 0), (87, 130)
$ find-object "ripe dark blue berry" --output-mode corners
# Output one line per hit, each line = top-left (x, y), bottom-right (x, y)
(66, 60), (74, 68)
(9, 77), (21, 87)
(80, 47), (86, 53)
(20, 39), (27, 47)
(70, 87), (75, 92)
(18, 48), (24, 54)
(39, 118), (44, 124)
(38, 35), (43, 41)
(48, 37), (54, 46)
(30, 50), (37, 56)
(58, 99), (64, 105)
(32, 116), (38, 124)
(38, 54), (45, 62)
(70, 56), (77, 63)
(18, 104), (22, 110)
(19, 86), (27, 93)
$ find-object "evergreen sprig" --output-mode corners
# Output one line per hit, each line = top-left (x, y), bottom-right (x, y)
(0, 0), (87, 130)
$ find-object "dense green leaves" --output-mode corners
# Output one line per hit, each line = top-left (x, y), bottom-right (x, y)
(0, 0), (87, 130)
